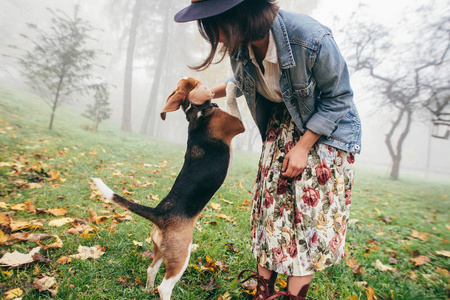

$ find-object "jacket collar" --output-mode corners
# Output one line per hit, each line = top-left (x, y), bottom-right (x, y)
(231, 11), (296, 69)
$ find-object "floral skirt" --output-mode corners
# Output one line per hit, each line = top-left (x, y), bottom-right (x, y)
(250, 104), (355, 276)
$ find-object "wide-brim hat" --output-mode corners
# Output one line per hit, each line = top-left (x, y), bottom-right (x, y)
(174, 0), (245, 23)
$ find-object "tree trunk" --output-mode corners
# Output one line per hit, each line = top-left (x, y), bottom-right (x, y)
(49, 74), (65, 130)
(140, 0), (171, 136)
(385, 107), (412, 180)
(121, 0), (143, 132)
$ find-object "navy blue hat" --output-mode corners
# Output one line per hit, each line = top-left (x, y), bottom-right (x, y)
(174, 0), (244, 23)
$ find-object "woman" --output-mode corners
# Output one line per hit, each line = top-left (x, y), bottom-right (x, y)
(175, 1), (361, 299)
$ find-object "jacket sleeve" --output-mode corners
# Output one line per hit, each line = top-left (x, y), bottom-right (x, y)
(305, 33), (353, 137)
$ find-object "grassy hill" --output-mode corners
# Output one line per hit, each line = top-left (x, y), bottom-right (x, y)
(0, 86), (449, 299)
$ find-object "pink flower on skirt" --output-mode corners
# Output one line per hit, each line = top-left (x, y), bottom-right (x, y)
(294, 207), (303, 226)
(302, 186), (321, 207)
(272, 247), (288, 265)
(315, 161), (332, 185)
(347, 152), (355, 164)
(286, 240), (298, 258)
(328, 191), (334, 206)
(285, 141), (296, 154)
(264, 189), (274, 209)
(345, 190), (352, 206)
(329, 234), (343, 254)
(277, 177), (289, 195)
(266, 128), (277, 142)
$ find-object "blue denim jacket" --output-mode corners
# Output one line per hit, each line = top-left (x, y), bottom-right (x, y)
(228, 10), (361, 153)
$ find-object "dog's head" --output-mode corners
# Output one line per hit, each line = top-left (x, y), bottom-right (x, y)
(160, 77), (215, 120)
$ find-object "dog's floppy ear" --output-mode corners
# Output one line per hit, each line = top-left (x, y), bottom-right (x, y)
(160, 77), (201, 120)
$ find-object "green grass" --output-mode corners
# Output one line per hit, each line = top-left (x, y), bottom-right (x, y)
(0, 85), (449, 299)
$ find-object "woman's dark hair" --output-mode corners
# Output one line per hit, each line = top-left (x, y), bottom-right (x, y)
(192, 0), (279, 71)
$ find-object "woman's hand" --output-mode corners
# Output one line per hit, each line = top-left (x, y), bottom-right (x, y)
(281, 129), (321, 178)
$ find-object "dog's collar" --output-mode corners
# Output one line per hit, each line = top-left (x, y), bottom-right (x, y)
(184, 102), (218, 122)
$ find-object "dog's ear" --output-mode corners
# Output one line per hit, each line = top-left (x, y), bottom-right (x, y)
(160, 77), (202, 120)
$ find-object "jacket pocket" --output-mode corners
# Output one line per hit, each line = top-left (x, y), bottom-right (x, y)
(293, 80), (316, 114)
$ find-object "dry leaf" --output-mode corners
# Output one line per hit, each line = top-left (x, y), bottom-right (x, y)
(70, 245), (105, 260)
(88, 210), (109, 224)
(218, 292), (232, 300)
(133, 241), (143, 247)
(46, 207), (68, 216)
(0, 229), (8, 244)
(48, 217), (74, 227)
(33, 275), (59, 296)
(365, 286), (377, 300)
(218, 214), (234, 222)
(67, 224), (94, 235)
(410, 255), (431, 266)
(10, 220), (44, 231)
(0, 202), (9, 209)
(436, 250), (450, 257)
(11, 203), (26, 211)
(0, 213), (11, 226)
(346, 256), (363, 274)
(375, 259), (398, 272)
(210, 203), (222, 210)
(56, 256), (72, 264)
(4, 288), (23, 299)
(408, 270), (418, 281)
(411, 230), (428, 241)
(0, 246), (41, 267)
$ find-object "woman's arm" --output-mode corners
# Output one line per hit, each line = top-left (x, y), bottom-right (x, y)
(211, 82), (227, 99)
(282, 129), (320, 178)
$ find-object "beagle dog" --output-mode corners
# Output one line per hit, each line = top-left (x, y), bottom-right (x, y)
(92, 77), (244, 300)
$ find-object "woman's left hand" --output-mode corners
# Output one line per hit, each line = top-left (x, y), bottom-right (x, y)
(281, 143), (309, 178)
(281, 129), (321, 178)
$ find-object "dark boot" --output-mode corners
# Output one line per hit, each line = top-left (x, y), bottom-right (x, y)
(266, 283), (310, 300)
(238, 269), (278, 299)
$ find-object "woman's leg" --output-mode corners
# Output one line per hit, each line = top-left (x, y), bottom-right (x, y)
(257, 264), (278, 294)
(287, 274), (313, 297)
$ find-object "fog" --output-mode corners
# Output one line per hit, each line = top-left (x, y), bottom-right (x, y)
(0, 0), (449, 181)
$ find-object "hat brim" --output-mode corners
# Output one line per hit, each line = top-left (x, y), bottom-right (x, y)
(174, 0), (244, 23)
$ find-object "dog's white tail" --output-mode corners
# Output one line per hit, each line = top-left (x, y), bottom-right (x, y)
(92, 178), (114, 200)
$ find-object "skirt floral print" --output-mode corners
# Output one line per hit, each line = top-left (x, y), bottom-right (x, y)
(251, 104), (355, 276)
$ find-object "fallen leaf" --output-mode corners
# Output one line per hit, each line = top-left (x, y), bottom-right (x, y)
(225, 243), (240, 253)
(70, 245), (105, 260)
(411, 230), (428, 241)
(88, 210), (109, 224)
(436, 266), (450, 278)
(218, 292), (231, 300)
(48, 217), (74, 227)
(133, 240), (143, 247)
(0, 229), (8, 244)
(346, 256), (363, 274)
(141, 250), (154, 260)
(410, 255), (431, 266)
(200, 278), (219, 291)
(33, 275), (59, 296)
(0, 202), (9, 209)
(210, 203), (222, 210)
(375, 259), (398, 272)
(67, 224), (94, 235)
(436, 250), (450, 257)
(56, 256), (72, 264)
(408, 270), (418, 281)
(0, 246), (41, 267)
(11, 203), (26, 211)
(46, 207), (68, 216)
(218, 214), (234, 222)
(4, 288), (23, 299)
(365, 286), (377, 300)
(32, 252), (51, 263)
(10, 220), (44, 231)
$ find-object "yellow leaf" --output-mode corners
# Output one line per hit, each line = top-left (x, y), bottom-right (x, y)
(70, 245), (105, 260)
(349, 296), (358, 300)
(210, 203), (222, 210)
(10, 220), (44, 231)
(133, 241), (143, 247)
(0, 213), (11, 226)
(4, 288), (23, 299)
(410, 255), (431, 266)
(48, 169), (61, 181)
(0, 202), (9, 209)
(375, 259), (398, 272)
(1, 269), (12, 276)
(377, 232), (384, 236)
(48, 217), (74, 227)
(11, 203), (26, 211)
(46, 207), (68, 216)
(365, 286), (377, 300)
(0, 229), (8, 244)
(411, 230), (428, 241)
(218, 214), (233, 222)
(56, 256), (72, 265)
(436, 250), (450, 257)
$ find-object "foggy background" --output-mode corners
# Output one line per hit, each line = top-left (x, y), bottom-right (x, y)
(1, 0), (449, 181)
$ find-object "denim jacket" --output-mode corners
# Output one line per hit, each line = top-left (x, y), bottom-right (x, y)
(228, 10), (362, 153)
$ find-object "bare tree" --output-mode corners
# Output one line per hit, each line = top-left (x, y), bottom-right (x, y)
(14, 6), (102, 130)
(345, 5), (450, 179)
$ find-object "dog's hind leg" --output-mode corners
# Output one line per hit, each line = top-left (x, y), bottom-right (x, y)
(146, 251), (162, 292)
(158, 241), (192, 300)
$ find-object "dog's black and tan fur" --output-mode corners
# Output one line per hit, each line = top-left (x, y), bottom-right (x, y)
(93, 77), (244, 300)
